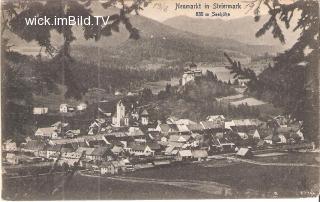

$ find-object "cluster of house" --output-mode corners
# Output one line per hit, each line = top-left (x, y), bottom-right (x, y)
(3, 99), (305, 175)
(32, 103), (88, 115)
(59, 103), (88, 113)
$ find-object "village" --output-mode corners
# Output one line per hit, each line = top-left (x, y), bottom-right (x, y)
(2, 63), (312, 179)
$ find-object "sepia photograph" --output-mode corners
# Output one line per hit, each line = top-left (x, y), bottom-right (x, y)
(1, 0), (319, 200)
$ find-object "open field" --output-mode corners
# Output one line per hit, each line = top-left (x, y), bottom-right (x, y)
(143, 77), (180, 94)
(252, 152), (320, 165)
(2, 153), (319, 200)
(230, 97), (266, 106)
(2, 173), (217, 200)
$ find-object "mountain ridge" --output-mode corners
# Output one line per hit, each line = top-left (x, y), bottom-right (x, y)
(163, 15), (299, 49)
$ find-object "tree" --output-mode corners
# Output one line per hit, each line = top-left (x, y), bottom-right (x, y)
(233, 78), (240, 85)
(224, 0), (319, 145)
(140, 88), (153, 103)
(165, 83), (171, 94)
(2, 0), (151, 99)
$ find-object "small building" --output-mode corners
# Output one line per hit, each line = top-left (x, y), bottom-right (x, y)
(291, 129), (304, 141)
(6, 153), (19, 164)
(200, 121), (224, 132)
(33, 107), (48, 115)
(77, 103), (87, 111)
(168, 135), (191, 143)
(165, 145), (180, 156)
(59, 104), (75, 113)
(76, 147), (95, 160)
(65, 129), (81, 138)
(236, 148), (252, 158)
(114, 91), (122, 96)
(175, 119), (196, 125)
(206, 115), (225, 122)
(251, 129), (260, 139)
(275, 134), (287, 144)
(209, 137), (235, 153)
(273, 115), (288, 128)
(90, 147), (111, 161)
(177, 150), (193, 161)
(192, 150), (208, 161)
(238, 79), (250, 87)
(129, 143), (157, 156)
(176, 124), (190, 133)
(3, 139), (17, 152)
(128, 127), (145, 137)
(21, 140), (46, 156)
(257, 139), (266, 148)
(100, 161), (121, 175)
(264, 135), (273, 144)
(111, 145), (124, 155)
(155, 124), (179, 135)
(35, 127), (59, 139)
(187, 123), (204, 133)
(46, 144), (63, 159)
(60, 104), (69, 113)
(224, 120), (236, 130)
(238, 132), (249, 140)
(218, 138), (236, 152)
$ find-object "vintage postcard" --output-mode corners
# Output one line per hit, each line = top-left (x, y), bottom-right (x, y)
(1, 0), (319, 200)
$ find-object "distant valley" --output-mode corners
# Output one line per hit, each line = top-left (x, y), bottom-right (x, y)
(5, 10), (281, 70)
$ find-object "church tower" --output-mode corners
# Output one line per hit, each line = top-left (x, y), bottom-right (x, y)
(114, 100), (125, 127)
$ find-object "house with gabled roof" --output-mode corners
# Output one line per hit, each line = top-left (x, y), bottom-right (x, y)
(177, 150), (192, 161)
(3, 139), (17, 152)
(127, 142), (161, 156)
(85, 138), (107, 148)
(225, 120), (236, 130)
(76, 147), (95, 160)
(209, 137), (235, 153)
(166, 116), (179, 124)
(165, 145), (180, 156)
(34, 127), (59, 139)
(6, 153), (19, 164)
(200, 121), (224, 132)
(155, 123), (179, 135)
(100, 161), (122, 175)
(192, 150), (208, 161)
(65, 129), (81, 138)
(236, 147), (252, 158)
(46, 144), (63, 159)
(175, 119), (196, 125)
(264, 135), (273, 145)
(168, 135), (191, 143)
(187, 123), (204, 133)
(111, 145), (124, 155)
(21, 140), (46, 156)
(90, 147), (112, 161)
(176, 124), (190, 133)
(206, 115), (225, 122)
